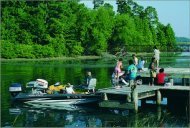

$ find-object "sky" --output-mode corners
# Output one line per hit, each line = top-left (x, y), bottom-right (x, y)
(80, 0), (190, 38)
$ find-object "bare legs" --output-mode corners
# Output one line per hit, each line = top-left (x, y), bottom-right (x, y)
(156, 59), (159, 68)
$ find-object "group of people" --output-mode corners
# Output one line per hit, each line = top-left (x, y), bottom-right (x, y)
(148, 57), (168, 86)
(113, 46), (168, 86)
(148, 46), (169, 86)
(47, 46), (165, 94)
(112, 56), (140, 87)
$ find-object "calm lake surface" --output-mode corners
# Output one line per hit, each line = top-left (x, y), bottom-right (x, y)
(1, 52), (190, 127)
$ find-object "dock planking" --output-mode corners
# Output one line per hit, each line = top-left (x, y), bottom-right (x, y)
(98, 85), (161, 94)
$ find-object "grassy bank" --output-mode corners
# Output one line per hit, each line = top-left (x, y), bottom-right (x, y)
(1, 52), (186, 62)
(0, 56), (101, 62)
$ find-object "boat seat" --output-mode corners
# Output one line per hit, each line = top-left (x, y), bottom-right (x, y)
(86, 78), (97, 93)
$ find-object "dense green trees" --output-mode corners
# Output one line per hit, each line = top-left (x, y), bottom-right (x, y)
(1, 0), (177, 59)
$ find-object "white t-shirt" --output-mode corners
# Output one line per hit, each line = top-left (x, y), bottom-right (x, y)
(66, 86), (75, 94)
(154, 49), (160, 60)
(134, 57), (138, 66)
(137, 60), (145, 69)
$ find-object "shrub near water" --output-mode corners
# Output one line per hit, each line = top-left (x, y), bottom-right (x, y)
(32, 45), (54, 58)
(1, 41), (17, 59)
(1, 42), (55, 59)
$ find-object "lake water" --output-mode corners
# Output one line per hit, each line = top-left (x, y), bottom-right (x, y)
(1, 52), (190, 127)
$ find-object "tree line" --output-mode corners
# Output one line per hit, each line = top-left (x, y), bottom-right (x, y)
(1, 0), (177, 59)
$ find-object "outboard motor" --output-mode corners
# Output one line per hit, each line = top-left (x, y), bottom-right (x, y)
(36, 79), (48, 89)
(26, 79), (48, 94)
(9, 83), (22, 97)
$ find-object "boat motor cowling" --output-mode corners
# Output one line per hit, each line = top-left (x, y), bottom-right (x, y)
(36, 79), (48, 89)
(9, 83), (22, 97)
(26, 79), (48, 89)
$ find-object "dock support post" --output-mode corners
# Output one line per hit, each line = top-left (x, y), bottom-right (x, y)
(157, 106), (161, 120)
(132, 89), (138, 113)
(129, 80), (134, 88)
(170, 78), (174, 86)
(156, 90), (161, 105)
(103, 93), (108, 100)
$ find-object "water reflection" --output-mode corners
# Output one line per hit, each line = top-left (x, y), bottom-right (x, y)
(4, 103), (189, 127)
(7, 103), (103, 127)
(25, 103), (83, 111)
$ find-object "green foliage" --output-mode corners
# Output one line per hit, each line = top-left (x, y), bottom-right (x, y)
(14, 44), (35, 58)
(47, 35), (66, 57)
(164, 24), (176, 51)
(32, 45), (54, 58)
(66, 40), (84, 56)
(1, 0), (178, 59)
(90, 6), (115, 55)
(109, 14), (136, 53)
(1, 41), (17, 59)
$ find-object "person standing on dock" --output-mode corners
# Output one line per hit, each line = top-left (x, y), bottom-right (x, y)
(125, 60), (138, 82)
(132, 54), (138, 66)
(114, 58), (125, 79)
(149, 57), (157, 86)
(153, 46), (160, 68)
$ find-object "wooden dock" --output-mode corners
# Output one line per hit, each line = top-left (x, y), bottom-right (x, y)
(97, 85), (190, 113)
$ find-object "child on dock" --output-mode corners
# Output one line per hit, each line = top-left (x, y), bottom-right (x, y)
(114, 58), (125, 85)
(156, 68), (168, 85)
(137, 56), (145, 71)
(125, 60), (138, 81)
(115, 58), (124, 77)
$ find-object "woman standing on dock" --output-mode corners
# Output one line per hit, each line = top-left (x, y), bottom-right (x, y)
(153, 46), (160, 68)
(132, 54), (138, 66)
(149, 57), (157, 86)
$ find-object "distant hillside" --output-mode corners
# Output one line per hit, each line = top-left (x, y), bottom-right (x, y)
(176, 37), (190, 42)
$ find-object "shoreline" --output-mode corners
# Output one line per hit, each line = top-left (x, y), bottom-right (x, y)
(0, 56), (102, 61)
(0, 52), (188, 62)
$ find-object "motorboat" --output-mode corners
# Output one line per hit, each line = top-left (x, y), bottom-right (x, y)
(9, 79), (101, 105)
